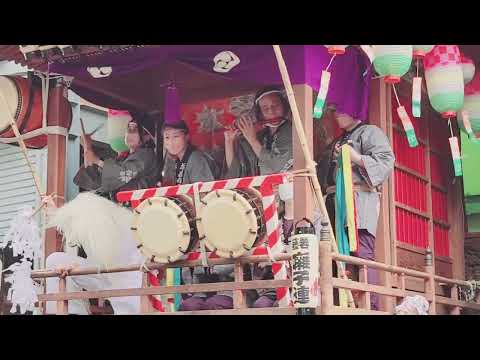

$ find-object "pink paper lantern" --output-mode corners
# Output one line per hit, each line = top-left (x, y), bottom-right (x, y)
(424, 45), (464, 118)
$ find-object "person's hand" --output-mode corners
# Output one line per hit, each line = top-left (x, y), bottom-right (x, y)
(224, 128), (239, 145)
(156, 181), (162, 187)
(236, 115), (257, 143)
(54, 264), (79, 278)
(333, 142), (341, 160)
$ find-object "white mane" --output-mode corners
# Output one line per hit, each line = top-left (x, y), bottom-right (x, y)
(49, 192), (137, 269)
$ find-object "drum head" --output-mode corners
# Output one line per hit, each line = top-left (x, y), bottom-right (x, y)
(0, 76), (19, 133)
(198, 189), (260, 258)
(132, 196), (193, 263)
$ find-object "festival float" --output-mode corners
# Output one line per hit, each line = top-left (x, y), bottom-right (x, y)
(0, 45), (479, 315)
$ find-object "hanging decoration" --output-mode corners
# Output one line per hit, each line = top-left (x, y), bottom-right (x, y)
(0, 205), (43, 314)
(424, 45), (465, 176)
(391, 83), (419, 148)
(313, 46), (349, 119)
(372, 45), (413, 84)
(411, 46), (435, 118)
(164, 84), (182, 125)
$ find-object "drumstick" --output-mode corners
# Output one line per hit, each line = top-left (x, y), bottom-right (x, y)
(88, 123), (105, 136)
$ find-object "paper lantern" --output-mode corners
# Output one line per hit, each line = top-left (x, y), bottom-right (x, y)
(424, 45), (464, 118)
(413, 45), (435, 59)
(107, 109), (131, 153)
(461, 53), (475, 84)
(372, 46), (413, 84)
(458, 72), (480, 135)
(324, 45), (348, 55)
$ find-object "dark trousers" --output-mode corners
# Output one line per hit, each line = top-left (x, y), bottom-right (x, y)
(326, 195), (380, 310)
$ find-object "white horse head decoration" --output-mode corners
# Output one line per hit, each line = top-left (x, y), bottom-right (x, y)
(213, 51), (240, 73)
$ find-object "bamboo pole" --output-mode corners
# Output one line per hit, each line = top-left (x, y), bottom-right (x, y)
(272, 45), (355, 307)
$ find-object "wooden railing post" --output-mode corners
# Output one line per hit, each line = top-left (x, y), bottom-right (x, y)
(319, 222), (334, 314)
(140, 272), (151, 314)
(233, 261), (247, 309)
(449, 285), (461, 315)
(424, 249), (436, 314)
(358, 265), (371, 310)
(56, 277), (68, 315)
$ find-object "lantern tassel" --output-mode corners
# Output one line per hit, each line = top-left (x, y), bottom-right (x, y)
(393, 84), (419, 147)
(448, 118), (463, 177)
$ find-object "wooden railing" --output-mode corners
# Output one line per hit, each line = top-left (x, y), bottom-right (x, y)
(29, 240), (480, 315)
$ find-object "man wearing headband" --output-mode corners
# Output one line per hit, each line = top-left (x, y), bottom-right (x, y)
(318, 103), (395, 310)
(73, 116), (158, 201)
(223, 86), (294, 309)
(224, 86), (293, 178)
(159, 120), (234, 311)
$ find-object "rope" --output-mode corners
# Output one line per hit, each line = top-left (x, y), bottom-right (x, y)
(325, 54), (336, 72)
(392, 83), (401, 107)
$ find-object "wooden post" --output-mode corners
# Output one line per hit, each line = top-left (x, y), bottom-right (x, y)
(358, 265), (371, 310)
(319, 222), (334, 314)
(424, 248), (436, 314)
(233, 261), (247, 309)
(449, 285), (461, 315)
(140, 272), (151, 314)
(368, 78), (394, 313)
(292, 84), (314, 221)
(45, 83), (69, 257)
(56, 277), (68, 315)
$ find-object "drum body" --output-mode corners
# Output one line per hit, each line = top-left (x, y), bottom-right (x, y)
(132, 195), (198, 263)
(0, 75), (72, 149)
(197, 188), (266, 258)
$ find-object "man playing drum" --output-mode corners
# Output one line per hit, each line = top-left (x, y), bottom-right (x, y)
(159, 120), (234, 311)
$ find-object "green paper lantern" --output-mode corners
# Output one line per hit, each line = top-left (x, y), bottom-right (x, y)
(372, 45), (413, 84)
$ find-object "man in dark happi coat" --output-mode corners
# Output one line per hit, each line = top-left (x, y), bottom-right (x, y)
(223, 86), (294, 309)
(74, 117), (158, 202)
(159, 120), (234, 311)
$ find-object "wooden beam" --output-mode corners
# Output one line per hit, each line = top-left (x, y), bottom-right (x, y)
(38, 279), (292, 302)
(73, 78), (152, 112)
